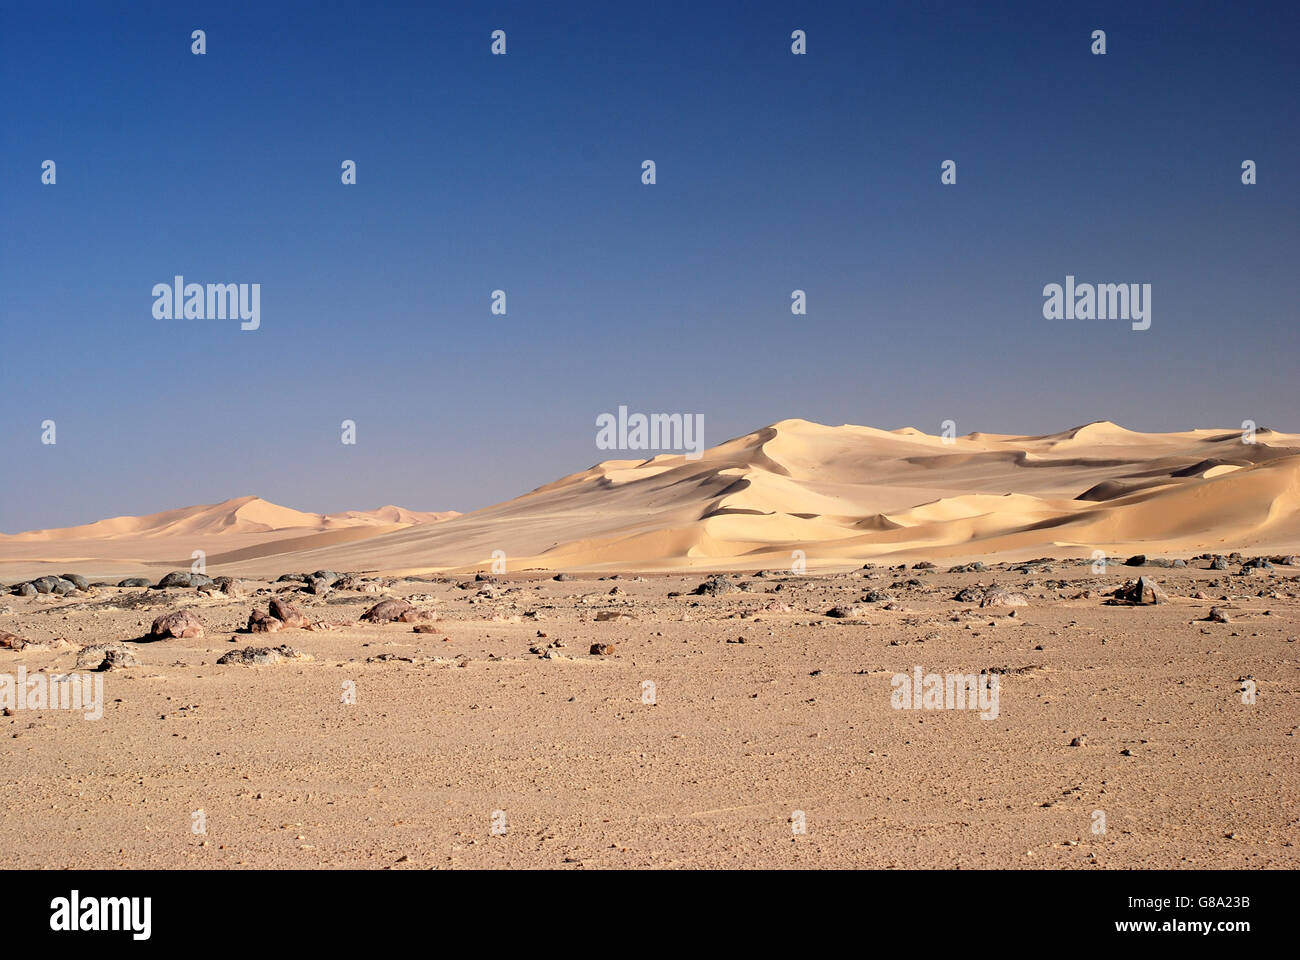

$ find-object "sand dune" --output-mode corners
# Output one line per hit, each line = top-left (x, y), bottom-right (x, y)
(3, 420), (1297, 580)
(0, 496), (457, 578)
(256, 418), (1294, 576)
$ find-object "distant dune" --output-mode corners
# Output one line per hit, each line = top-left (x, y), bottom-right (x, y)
(0, 496), (458, 578)
(3, 420), (1298, 580)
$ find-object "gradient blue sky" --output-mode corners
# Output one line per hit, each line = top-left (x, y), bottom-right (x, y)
(2, 0), (1297, 533)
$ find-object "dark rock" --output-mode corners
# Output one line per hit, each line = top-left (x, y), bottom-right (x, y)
(12, 582), (37, 597)
(155, 571), (212, 589)
(117, 578), (151, 588)
(589, 643), (615, 656)
(692, 575), (738, 596)
(1125, 554), (1146, 566)
(60, 573), (91, 591)
(1110, 576), (1168, 605)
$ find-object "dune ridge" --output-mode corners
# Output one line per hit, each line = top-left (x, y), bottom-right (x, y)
(2, 419), (1298, 579)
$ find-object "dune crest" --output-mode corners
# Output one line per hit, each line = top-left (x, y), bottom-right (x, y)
(3, 420), (1298, 578)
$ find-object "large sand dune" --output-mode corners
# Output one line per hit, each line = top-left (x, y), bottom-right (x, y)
(232, 419), (1300, 576)
(3, 420), (1298, 580)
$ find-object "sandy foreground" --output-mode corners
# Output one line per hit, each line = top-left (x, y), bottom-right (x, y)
(1, 562), (1297, 869)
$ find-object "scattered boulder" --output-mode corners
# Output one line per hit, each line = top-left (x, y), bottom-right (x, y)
(31, 577), (59, 594)
(589, 643), (615, 656)
(953, 586), (984, 603)
(51, 578), (78, 596)
(75, 643), (138, 671)
(247, 609), (283, 633)
(360, 598), (415, 623)
(117, 578), (151, 588)
(306, 577), (331, 596)
(980, 587), (1029, 607)
(335, 575), (381, 593)
(0, 630), (43, 651)
(1124, 554), (1146, 566)
(862, 588), (895, 603)
(826, 604), (869, 619)
(219, 578), (244, 599)
(217, 645), (310, 666)
(1204, 606), (1231, 623)
(12, 582), (37, 598)
(1209, 556), (1229, 571)
(60, 573), (91, 591)
(692, 575), (738, 596)
(311, 570), (340, 585)
(396, 608), (437, 624)
(149, 609), (205, 640)
(269, 597), (309, 629)
(1110, 577), (1169, 606)
(276, 573), (308, 583)
(553, 573), (571, 582)
(155, 571), (212, 589)
(594, 610), (635, 622)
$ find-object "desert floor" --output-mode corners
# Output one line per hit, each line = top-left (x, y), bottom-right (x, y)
(1, 561), (1297, 869)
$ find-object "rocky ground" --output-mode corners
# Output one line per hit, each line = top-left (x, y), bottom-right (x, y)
(1, 556), (1297, 868)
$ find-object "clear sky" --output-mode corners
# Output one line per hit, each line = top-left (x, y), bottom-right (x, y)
(2, 0), (1297, 533)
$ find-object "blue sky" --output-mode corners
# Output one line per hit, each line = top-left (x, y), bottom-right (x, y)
(2, 0), (1297, 532)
